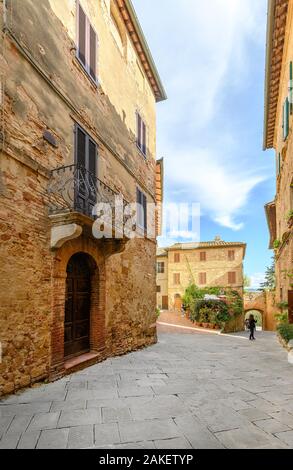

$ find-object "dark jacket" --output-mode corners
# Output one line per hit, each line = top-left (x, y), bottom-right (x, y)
(248, 319), (256, 330)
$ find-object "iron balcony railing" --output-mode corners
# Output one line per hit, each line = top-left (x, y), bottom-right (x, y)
(47, 164), (128, 221)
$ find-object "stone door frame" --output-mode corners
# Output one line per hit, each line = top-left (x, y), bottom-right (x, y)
(50, 238), (106, 381)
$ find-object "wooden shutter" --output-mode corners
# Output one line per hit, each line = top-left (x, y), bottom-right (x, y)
(78, 4), (86, 66)
(199, 273), (206, 285)
(137, 113), (142, 149)
(228, 272), (236, 284)
(89, 25), (96, 81)
(143, 193), (147, 230)
(76, 127), (86, 167)
(228, 250), (235, 261)
(283, 98), (289, 140)
(174, 253), (180, 263)
(142, 121), (146, 156)
(88, 138), (96, 176)
(200, 252), (206, 261)
(174, 273), (180, 285)
(289, 62), (293, 114)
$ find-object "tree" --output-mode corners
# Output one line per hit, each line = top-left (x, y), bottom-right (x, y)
(244, 275), (251, 289)
(259, 258), (276, 291)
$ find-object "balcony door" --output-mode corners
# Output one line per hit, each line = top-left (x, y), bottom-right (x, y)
(75, 125), (97, 217)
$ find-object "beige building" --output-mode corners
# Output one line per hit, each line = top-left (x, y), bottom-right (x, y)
(156, 237), (246, 310)
(0, 0), (166, 396)
(263, 0), (293, 322)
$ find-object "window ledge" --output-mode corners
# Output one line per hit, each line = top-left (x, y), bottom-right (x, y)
(73, 55), (99, 91)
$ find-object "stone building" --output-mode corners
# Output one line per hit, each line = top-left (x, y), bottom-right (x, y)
(156, 237), (246, 310)
(0, 0), (166, 396)
(263, 0), (293, 322)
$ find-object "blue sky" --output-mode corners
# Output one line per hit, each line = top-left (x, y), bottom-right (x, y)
(133, 0), (276, 288)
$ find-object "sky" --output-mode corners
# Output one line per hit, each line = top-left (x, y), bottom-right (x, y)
(132, 0), (276, 289)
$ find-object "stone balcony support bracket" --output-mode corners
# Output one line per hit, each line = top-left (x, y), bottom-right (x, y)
(50, 223), (83, 250)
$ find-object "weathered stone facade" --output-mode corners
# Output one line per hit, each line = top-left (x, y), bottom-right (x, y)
(264, 0), (293, 318)
(0, 0), (166, 396)
(156, 238), (246, 310)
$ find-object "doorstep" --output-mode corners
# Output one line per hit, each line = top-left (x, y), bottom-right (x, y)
(64, 352), (100, 374)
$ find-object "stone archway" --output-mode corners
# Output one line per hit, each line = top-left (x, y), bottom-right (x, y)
(243, 291), (277, 332)
(245, 309), (264, 331)
(50, 237), (106, 380)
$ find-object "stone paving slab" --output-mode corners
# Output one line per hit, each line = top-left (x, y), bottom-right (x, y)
(1, 328), (293, 449)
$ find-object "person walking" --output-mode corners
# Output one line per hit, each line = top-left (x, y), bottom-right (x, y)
(248, 314), (257, 341)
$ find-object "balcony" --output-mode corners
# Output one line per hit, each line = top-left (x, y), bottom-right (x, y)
(47, 164), (131, 250)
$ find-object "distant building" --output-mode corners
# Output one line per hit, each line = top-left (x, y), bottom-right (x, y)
(156, 237), (246, 310)
(263, 0), (293, 322)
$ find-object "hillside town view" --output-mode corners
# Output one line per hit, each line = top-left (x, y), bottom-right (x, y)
(0, 0), (293, 455)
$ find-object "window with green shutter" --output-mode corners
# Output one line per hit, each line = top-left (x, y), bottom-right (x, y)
(289, 62), (293, 114)
(283, 98), (289, 141)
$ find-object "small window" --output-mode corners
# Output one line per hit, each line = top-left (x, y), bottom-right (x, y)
(136, 112), (147, 157)
(173, 273), (180, 285)
(156, 285), (161, 293)
(174, 253), (180, 263)
(157, 262), (165, 274)
(200, 252), (206, 262)
(228, 250), (235, 261)
(199, 273), (207, 285)
(77, 2), (97, 82)
(228, 272), (236, 284)
(136, 187), (147, 231)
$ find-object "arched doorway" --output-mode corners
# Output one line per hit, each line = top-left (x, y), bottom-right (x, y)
(64, 253), (93, 358)
(245, 310), (264, 331)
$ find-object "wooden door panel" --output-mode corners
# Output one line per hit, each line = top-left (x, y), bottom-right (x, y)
(64, 254), (91, 359)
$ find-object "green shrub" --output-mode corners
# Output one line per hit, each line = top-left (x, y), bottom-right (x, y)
(277, 323), (293, 344)
(274, 311), (288, 325)
(190, 299), (230, 326)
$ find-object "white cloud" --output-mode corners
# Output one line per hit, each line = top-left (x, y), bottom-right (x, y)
(133, 0), (269, 232)
(164, 147), (266, 231)
(250, 273), (266, 289)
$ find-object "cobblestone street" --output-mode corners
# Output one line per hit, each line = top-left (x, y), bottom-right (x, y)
(1, 325), (293, 449)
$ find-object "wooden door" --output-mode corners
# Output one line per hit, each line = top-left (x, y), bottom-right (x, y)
(289, 290), (293, 324)
(174, 295), (182, 310)
(64, 254), (91, 358)
(162, 296), (169, 310)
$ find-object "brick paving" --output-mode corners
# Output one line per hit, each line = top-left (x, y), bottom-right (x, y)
(1, 324), (293, 449)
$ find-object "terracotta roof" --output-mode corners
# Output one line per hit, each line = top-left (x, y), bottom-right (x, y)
(157, 247), (167, 257)
(263, 0), (289, 149)
(157, 238), (247, 257)
(116, 0), (167, 102)
(264, 201), (277, 248)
